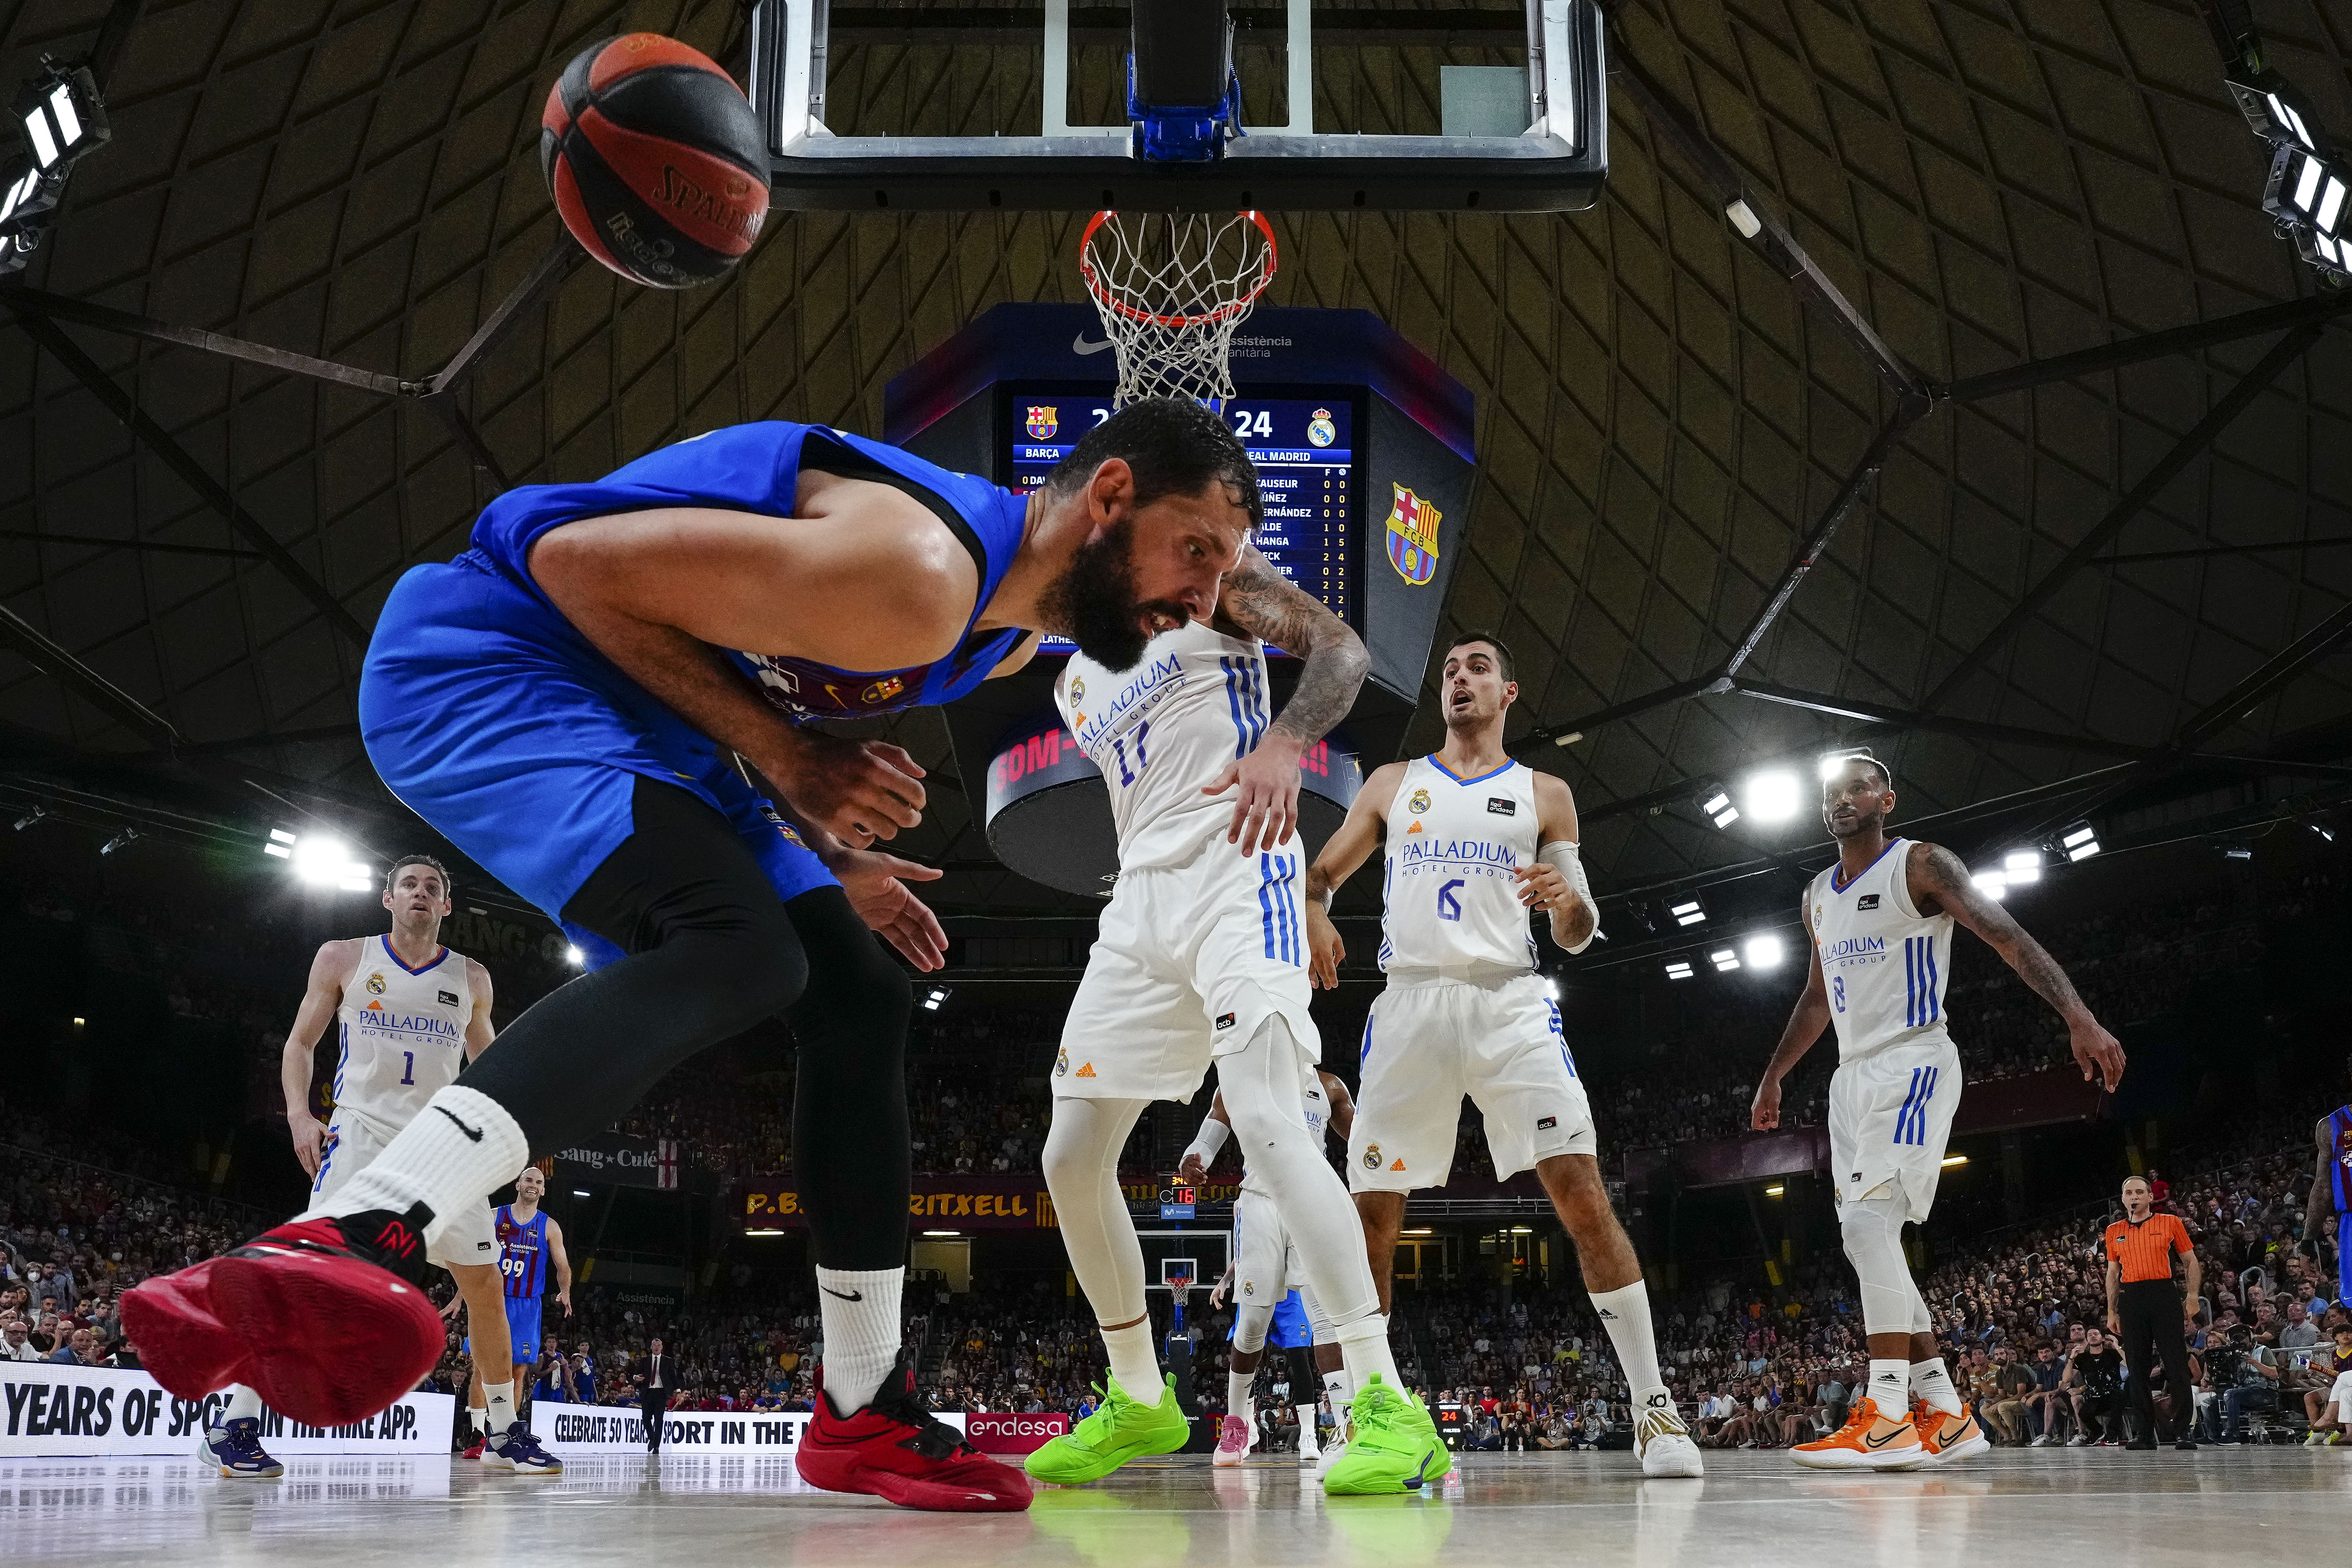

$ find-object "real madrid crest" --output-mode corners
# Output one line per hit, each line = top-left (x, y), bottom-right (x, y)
(1069, 676), (1085, 704)
(365, 972), (386, 995)
(1362, 1142), (1381, 1170)
(1307, 408), (1336, 448)
(1408, 788), (1432, 815)
(1055, 1048), (1070, 1077)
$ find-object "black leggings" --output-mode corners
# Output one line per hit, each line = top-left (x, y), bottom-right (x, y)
(457, 776), (912, 1269)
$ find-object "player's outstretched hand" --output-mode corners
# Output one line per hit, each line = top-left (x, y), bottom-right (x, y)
(829, 846), (949, 971)
(1203, 734), (1304, 856)
(762, 730), (927, 847)
(1749, 1077), (1781, 1132)
(287, 1107), (327, 1178)
(2069, 1015), (2126, 1092)
(1305, 901), (1344, 990)
(1177, 1152), (1208, 1186)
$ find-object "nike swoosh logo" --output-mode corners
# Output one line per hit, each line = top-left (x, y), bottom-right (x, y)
(1072, 333), (1114, 356)
(1864, 1429), (1907, 1449)
(821, 1287), (864, 1302)
(435, 1106), (484, 1142)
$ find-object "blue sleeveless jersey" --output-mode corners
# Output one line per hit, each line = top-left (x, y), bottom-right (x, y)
(467, 420), (1031, 722)
(2331, 1106), (2352, 1295)
(496, 1205), (550, 1299)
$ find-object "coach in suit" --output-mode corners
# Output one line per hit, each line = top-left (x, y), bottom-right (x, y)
(640, 1339), (671, 1454)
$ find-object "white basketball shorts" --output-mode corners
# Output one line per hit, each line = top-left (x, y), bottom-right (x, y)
(1231, 1188), (1325, 1329)
(311, 1106), (497, 1269)
(2331, 1370), (2352, 1424)
(1053, 840), (1320, 1104)
(1828, 1031), (1964, 1222)
(1348, 972), (1594, 1193)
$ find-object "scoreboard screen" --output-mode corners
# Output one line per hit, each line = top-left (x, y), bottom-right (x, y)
(999, 386), (1363, 652)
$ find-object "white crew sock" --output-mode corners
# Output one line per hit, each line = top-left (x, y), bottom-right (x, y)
(1295, 1406), (1320, 1450)
(1228, 1371), (1255, 1422)
(468, 1398), (487, 1435)
(1909, 1357), (1962, 1417)
(222, 1385), (264, 1427)
(1589, 1280), (1666, 1401)
(1335, 1315), (1402, 1392)
(484, 1382), (516, 1434)
(1868, 1359), (1908, 1415)
(301, 1085), (528, 1246)
(816, 1265), (904, 1414)
(1323, 1366), (1352, 1405)
(1102, 1319), (1162, 1401)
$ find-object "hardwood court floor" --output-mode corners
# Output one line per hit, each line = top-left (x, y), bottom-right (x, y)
(6, 1446), (2346, 1566)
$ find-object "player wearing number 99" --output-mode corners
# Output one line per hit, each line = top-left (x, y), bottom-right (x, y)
(1303, 633), (1704, 1479)
(199, 856), (555, 1477)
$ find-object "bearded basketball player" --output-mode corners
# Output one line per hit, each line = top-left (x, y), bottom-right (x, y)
(200, 855), (557, 1478)
(1303, 633), (1705, 1479)
(1752, 753), (2127, 1470)
(126, 398), (1274, 1514)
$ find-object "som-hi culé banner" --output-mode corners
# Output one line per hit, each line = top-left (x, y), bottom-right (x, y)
(738, 1174), (1248, 1231)
(0, 1362), (453, 1458)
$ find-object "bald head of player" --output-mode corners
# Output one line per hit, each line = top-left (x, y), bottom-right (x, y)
(1033, 399), (1262, 672)
(514, 1165), (546, 1207)
(382, 855), (452, 941)
(1821, 755), (1895, 842)
(1440, 633), (1519, 732)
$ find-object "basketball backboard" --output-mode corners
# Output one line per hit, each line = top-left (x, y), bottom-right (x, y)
(744, 0), (1607, 212)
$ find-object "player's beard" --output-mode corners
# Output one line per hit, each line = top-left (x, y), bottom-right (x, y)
(1040, 517), (1185, 672)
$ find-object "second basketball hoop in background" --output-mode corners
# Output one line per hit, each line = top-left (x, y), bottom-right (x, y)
(1079, 209), (1277, 409)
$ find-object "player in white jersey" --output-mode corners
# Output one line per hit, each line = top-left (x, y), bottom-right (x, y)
(1024, 549), (1450, 1497)
(1752, 752), (2125, 1471)
(198, 856), (556, 1478)
(1177, 1068), (1357, 1468)
(1305, 632), (1704, 1480)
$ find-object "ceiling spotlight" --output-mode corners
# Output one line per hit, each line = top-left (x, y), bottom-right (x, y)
(288, 832), (372, 891)
(99, 828), (138, 856)
(1940, 1154), (1968, 1169)
(12, 805), (48, 831)
(2003, 849), (2043, 885)
(14, 66), (108, 176)
(1743, 933), (1785, 970)
(1700, 791), (1739, 829)
(1669, 897), (1706, 928)
(923, 986), (952, 1011)
(572, 1189), (591, 1199)
(261, 827), (295, 860)
(564, 945), (586, 967)
(1743, 770), (1801, 823)
(1710, 948), (1740, 973)
(2311, 823), (2335, 843)
(1763, 1184), (1785, 1198)
(1664, 960), (1694, 981)
(2061, 823), (2101, 861)
(1972, 869), (2008, 901)
(2222, 843), (2253, 862)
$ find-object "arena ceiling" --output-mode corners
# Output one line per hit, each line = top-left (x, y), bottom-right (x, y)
(1, 0), (2348, 947)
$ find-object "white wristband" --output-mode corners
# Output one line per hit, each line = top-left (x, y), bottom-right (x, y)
(1183, 1117), (1231, 1169)
(1538, 839), (1599, 954)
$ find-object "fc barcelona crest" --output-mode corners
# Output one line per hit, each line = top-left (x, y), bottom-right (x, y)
(1384, 484), (1441, 586)
(1025, 405), (1058, 440)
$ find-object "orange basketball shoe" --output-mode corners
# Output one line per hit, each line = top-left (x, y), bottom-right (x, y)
(1791, 1396), (1926, 1471)
(1910, 1400), (1990, 1466)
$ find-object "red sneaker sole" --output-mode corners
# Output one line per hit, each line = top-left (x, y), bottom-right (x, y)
(798, 1450), (1033, 1513)
(120, 1265), (245, 1401)
(205, 1250), (446, 1430)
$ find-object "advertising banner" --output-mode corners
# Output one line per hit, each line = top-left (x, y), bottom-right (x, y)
(742, 1174), (1058, 1231)
(961, 1412), (1067, 1454)
(551, 1132), (684, 1189)
(532, 1400), (966, 1456)
(0, 1363), (453, 1458)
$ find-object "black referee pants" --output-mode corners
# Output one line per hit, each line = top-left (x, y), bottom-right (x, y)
(2117, 1280), (2193, 1441)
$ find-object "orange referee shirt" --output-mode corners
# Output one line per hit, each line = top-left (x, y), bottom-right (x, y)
(2103, 1213), (2193, 1282)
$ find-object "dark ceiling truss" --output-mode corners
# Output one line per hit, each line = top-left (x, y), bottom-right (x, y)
(0, 597), (179, 752)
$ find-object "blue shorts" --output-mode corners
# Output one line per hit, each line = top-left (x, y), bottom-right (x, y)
(359, 555), (833, 959)
(1229, 1290), (1313, 1350)
(463, 1298), (543, 1366)
(2339, 1213), (2350, 1301)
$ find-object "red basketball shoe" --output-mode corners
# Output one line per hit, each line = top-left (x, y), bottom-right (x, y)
(122, 1205), (446, 1430)
(796, 1351), (1032, 1512)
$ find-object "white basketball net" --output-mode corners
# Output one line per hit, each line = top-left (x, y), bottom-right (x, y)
(1079, 210), (1278, 408)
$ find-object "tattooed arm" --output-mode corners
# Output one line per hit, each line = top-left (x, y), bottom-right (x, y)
(1906, 840), (2127, 1090)
(1206, 544), (1371, 855)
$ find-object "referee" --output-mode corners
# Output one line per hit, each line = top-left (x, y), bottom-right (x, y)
(2103, 1175), (2200, 1451)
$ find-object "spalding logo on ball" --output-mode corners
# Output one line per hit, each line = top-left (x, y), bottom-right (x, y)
(541, 33), (771, 289)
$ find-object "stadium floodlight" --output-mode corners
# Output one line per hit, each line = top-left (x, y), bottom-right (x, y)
(12, 805), (47, 831)
(1669, 897), (1706, 928)
(572, 1189), (591, 1199)
(261, 827), (295, 860)
(923, 985), (952, 1011)
(1700, 790), (1739, 829)
(1743, 933), (1784, 970)
(2004, 849), (2043, 885)
(99, 828), (138, 856)
(1940, 1154), (1968, 1169)
(2061, 823), (2101, 861)
(564, 945), (586, 966)
(288, 832), (372, 891)
(744, 1228), (785, 1237)
(1971, 869), (2008, 901)
(13, 67), (105, 175)
(1763, 1184), (1785, 1198)
(1710, 948), (1740, 973)
(1743, 770), (1801, 824)
(1664, 960), (1694, 981)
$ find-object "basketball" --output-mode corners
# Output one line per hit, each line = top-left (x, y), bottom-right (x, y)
(539, 33), (769, 289)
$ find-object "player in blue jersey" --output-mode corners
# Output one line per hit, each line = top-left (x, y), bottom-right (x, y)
(2305, 1056), (2352, 1309)
(463, 1165), (572, 1455)
(126, 399), (1300, 1515)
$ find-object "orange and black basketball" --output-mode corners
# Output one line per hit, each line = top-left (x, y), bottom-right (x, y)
(540, 33), (770, 289)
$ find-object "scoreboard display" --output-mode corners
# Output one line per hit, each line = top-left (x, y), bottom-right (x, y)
(999, 386), (1363, 650)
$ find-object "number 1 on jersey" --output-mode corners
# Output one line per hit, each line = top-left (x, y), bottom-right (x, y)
(400, 1050), (414, 1085)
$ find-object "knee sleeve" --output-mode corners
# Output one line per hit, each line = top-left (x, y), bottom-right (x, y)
(1220, 1016), (1380, 1333)
(1043, 1097), (1151, 1324)
(788, 887), (915, 1269)
(471, 779), (807, 1151)
(1839, 1195), (1926, 1338)
(1232, 1304), (1274, 1355)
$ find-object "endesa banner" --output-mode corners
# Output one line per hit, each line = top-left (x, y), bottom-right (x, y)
(0, 1363), (453, 1457)
(962, 1412), (1067, 1454)
(533, 1401), (973, 1455)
